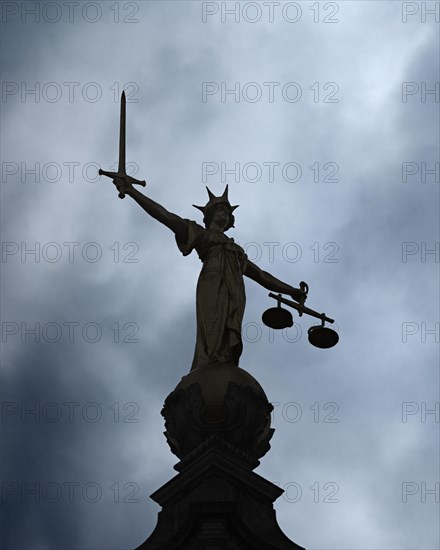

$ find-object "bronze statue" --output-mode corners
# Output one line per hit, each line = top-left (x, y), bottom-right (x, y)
(99, 92), (337, 372)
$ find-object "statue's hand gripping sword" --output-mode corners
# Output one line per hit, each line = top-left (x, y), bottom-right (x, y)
(99, 91), (146, 199)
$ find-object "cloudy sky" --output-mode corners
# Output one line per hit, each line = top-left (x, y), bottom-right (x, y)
(1, 1), (439, 549)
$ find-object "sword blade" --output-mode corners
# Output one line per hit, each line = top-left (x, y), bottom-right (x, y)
(118, 90), (126, 175)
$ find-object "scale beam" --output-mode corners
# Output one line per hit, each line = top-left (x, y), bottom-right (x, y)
(264, 290), (339, 348)
(268, 293), (334, 324)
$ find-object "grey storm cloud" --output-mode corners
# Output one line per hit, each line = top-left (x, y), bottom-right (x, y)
(1, 1), (439, 549)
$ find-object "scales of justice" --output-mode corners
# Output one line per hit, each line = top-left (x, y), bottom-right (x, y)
(99, 92), (339, 550)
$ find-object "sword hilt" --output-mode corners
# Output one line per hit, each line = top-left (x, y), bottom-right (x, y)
(98, 169), (146, 199)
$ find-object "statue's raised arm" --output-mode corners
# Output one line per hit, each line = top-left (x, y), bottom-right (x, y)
(114, 177), (188, 243)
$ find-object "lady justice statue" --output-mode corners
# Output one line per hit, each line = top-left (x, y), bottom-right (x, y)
(99, 95), (334, 550)
(99, 93), (336, 375)
(111, 178), (307, 372)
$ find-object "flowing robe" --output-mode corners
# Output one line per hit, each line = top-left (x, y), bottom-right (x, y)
(175, 220), (248, 371)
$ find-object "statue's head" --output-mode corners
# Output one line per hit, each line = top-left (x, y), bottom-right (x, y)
(193, 185), (239, 232)
(204, 202), (235, 231)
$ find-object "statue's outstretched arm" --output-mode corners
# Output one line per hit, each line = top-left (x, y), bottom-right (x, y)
(117, 181), (188, 242)
(244, 260), (306, 303)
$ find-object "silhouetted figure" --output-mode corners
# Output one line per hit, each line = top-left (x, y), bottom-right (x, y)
(112, 179), (306, 370)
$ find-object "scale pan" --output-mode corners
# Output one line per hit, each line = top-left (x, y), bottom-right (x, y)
(262, 307), (293, 330)
(308, 326), (339, 348)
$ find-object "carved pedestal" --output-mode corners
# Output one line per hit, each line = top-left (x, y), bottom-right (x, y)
(135, 363), (305, 550)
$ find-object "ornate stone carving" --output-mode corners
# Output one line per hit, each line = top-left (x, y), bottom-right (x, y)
(161, 363), (275, 463)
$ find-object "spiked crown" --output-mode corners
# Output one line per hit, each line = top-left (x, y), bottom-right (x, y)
(193, 185), (239, 231)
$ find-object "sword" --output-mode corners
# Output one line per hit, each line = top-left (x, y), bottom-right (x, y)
(99, 91), (146, 199)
